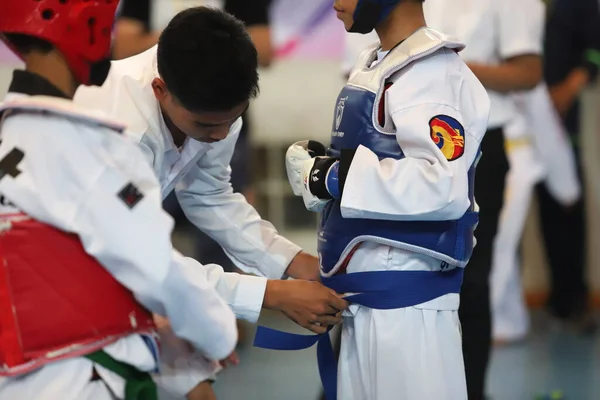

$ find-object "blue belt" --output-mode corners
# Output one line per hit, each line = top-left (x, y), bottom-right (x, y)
(253, 268), (464, 400)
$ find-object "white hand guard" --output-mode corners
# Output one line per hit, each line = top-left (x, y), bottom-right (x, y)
(285, 141), (330, 212)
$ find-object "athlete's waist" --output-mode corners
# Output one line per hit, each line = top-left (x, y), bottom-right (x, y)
(102, 333), (159, 374)
(1, 334), (159, 397)
(342, 241), (453, 274)
(320, 234), (472, 276)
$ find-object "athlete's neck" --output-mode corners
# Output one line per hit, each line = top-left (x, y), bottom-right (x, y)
(22, 51), (78, 98)
(375, 3), (426, 51)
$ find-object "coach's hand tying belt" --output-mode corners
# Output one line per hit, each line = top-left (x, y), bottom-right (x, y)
(253, 268), (464, 400)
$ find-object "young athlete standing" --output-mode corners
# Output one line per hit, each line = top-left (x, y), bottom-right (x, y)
(283, 0), (490, 398)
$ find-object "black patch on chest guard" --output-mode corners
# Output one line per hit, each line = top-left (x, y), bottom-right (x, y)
(0, 148), (24, 180)
(118, 183), (144, 209)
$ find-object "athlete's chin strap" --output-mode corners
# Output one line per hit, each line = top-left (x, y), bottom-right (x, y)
(349, 0), (401, 34)
(349, 1), (383, 33)
(88, 58), (112, 87)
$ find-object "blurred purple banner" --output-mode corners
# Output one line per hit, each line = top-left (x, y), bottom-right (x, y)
(272, 0), (345, 60)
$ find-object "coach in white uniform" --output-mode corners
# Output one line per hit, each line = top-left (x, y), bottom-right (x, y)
(0, 1), (238, 399)
(75, 7), (348, 396)
(115, 0), (274, 281)
(424, 0), (544, 398)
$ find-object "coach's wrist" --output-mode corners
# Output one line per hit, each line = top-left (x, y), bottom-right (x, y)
(263, 280), (285, 310)
(285, 251), (320, 281)
(186, 380), (216, 400)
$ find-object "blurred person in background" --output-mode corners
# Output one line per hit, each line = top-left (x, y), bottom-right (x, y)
(488, 0), (545, 345)
(539, 0), (600, 333)
(490, 0), (583, 345)
(113, 0), (273, 66)
(489, 99), (545, 346)
(115, 0), (273, 282)
(490, 86), (583, 345)
(424, 0), (544, 398)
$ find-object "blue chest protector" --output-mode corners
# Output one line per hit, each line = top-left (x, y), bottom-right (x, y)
(318, 84), (479, 274)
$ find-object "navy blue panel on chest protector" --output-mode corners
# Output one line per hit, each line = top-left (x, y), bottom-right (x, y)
(318, 84), (479, 274)
(329, 86), (402, 160)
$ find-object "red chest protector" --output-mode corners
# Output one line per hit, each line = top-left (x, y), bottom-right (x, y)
(0, 214), (156, 376)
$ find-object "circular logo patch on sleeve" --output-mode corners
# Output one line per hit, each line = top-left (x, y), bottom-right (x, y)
(429, 115), (465, 161)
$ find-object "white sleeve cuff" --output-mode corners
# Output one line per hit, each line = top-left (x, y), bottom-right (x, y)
(230, 275), (268, 323)
(226, 236), (302, 279)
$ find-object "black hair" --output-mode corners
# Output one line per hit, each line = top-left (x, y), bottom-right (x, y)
(2, 33), (54, 55)
(157, 7), (259, 113)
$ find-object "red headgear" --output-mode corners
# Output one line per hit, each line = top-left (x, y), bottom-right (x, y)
(0, 0), (119, 86)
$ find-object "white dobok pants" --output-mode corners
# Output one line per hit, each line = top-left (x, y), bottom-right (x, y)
(336, 242), (467, 400)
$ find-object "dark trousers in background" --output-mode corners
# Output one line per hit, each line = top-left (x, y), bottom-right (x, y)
(460, 128), (509, 400)
(536, 144), (588, 319)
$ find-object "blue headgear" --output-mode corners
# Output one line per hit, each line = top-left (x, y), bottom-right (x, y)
(350, 0), (401, 34)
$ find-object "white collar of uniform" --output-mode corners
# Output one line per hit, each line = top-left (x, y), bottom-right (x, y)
(350, 27), (465, 83)
(1, 92), (126, 132)
(359, 27), (463, 66)
(156, 107), (206, 155)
